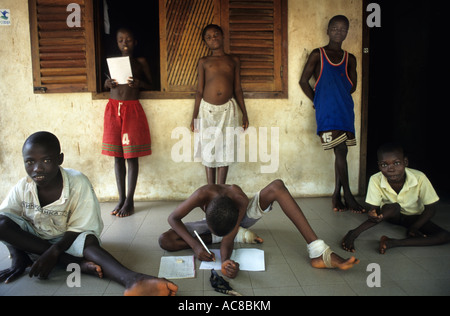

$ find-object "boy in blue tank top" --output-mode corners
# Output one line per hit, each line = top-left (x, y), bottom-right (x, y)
(300, 15), (365, 214)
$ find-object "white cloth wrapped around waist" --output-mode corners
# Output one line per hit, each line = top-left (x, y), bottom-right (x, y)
(196, 98), (239, 168)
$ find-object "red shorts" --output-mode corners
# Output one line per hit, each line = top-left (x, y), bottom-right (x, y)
(102, 99), (152, 159)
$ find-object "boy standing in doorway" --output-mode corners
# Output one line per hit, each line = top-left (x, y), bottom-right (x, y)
(103, 28), (153, 217)
(299, 15), (364, 213)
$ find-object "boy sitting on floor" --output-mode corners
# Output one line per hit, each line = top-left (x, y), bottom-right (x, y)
(159, 180), (359, 279)
(0, 131), (177, 296)
(342, 143), (450, 254)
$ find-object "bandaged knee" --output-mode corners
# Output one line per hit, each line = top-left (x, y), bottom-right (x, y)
(307, 239), (330, 259)
(235, 227), (259, 244)
(211, 227), (258, 244)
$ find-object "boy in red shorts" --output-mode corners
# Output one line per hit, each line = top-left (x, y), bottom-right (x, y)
(102, 28), (153, 217)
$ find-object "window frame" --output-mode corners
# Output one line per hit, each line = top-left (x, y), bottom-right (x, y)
(29, 0), (288, 99)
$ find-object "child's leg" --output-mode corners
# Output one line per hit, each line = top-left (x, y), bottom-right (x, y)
(159, 228), (212, 251)
(111, 157), (126, 215)
(342, 203), (401, 252)
(82, 235), (178, 296)
(0, 216), (95, 282)
(217, 166), (229, 184)
(258, 180), (359, 270)
(332, 164), (346, 212)
(333, 143), (365, 213)
(112, 158), (138, 217)
(379, 220), (450, 254)
(259, 180), (317, 243)
(205, 166), (216, 184)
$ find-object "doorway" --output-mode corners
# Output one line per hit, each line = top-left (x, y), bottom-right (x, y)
(366, 0), (448, 198)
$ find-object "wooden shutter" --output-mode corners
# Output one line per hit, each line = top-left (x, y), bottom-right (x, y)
(29, 0), (96, 93)
(159, 0), (220, 92)
(221, 0), (286, 94)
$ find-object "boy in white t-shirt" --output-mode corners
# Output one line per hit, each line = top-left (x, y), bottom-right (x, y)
(0, 132), (177, 296)
(341, 143), (450, 254)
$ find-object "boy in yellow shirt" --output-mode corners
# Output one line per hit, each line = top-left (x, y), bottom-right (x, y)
(341, 143), (450, 254)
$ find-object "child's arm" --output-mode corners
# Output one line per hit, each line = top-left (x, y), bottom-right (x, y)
(408, 203), (438, 237)
(28, 231), (81, 279)
(128, 57), (153, 90)
(168, 187), (215, 261)
(219, 200), (247, 278)
(232, 55), (249, 130)
(299, 48), (320, 104)
(348, 53), (357, 94)
(191, 59), (206, 131)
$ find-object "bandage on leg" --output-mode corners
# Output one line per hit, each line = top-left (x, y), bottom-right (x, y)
(235, 227), (263, 244)
(307, 239), (334, 268)
(211, 227), (263, 244)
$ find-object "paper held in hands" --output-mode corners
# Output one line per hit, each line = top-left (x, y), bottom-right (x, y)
(199, 248), (265, 272)
(106, 56), (133, 84)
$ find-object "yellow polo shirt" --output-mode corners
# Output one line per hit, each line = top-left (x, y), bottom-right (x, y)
(366, 168), (439, 216)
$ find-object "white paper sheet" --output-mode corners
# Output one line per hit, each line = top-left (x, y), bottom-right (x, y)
(106, 56), (133, 84)
(199, 248), (265, 272)
(158, 255), (195, 279)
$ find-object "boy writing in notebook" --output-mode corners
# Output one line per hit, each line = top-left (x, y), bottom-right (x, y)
(0, 132), (177, 296)
(103, 27), (152, 217)
(191, 24), (249, 185)
(299, 15), (364, 213)
(159, 180), (359, 278)
(341, 143), (450, 254)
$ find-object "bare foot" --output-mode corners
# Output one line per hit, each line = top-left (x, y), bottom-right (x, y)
(344, 194), (366, 214)
(112, 200), (134, 218)
(80, 261), (103, 278)
(111, 201), (124, 216)
(311, 252), (359, 270)
(379, 236), (391, 254)
(341, 230), (357, 252)
(124, 276), (178, 296)
(332, 194), (346, 212)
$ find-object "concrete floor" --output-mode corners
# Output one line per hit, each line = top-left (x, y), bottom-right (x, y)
(1, 197), (449, 296)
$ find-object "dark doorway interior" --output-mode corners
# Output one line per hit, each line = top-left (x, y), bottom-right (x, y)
(367, 1), (448, 199)
(98, 0), (160, 91)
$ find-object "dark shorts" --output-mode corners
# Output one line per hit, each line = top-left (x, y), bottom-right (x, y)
(319, 130), (356, 150)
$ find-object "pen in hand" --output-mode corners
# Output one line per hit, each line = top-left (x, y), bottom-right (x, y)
(194, 230), (215, 262)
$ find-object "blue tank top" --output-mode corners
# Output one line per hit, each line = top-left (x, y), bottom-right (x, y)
(313, 47), (355, 135)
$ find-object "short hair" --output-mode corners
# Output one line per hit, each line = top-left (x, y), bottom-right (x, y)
(377, 142), (405, 160)
(205, 196), (239, 236)
(328, 15), (350, 29)
(202, 24), (223, 41)
(23, 131), (61, 154)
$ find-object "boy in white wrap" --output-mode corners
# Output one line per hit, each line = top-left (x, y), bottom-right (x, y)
(159, 180), (359, 279)
(191, 24), (249, 185)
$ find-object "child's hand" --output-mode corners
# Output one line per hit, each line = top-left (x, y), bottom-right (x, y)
(221, 260), (239, 279)
(194, 244), (215, 262)
(29, 246), (60, 280)
(368, 209), (383, 223)
(190, 118), (199, 132)
(105, 78), (118, 89)
(408, 227), (426, 238)
(242, 114), (249, 130)
(128, 77), (139, 88)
